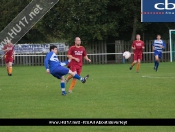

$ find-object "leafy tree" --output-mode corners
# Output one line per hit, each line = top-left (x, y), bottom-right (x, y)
(1, 0), (174, 43)
(38, 0), (120, 44)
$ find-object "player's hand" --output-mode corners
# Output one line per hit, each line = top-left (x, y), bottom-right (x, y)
(75, 58), (80, 62)
(68, 59), (72, 63)
(46, 69), (50, 74)
(132, 47), (136, 50)
(159, 45), (164, 48)
(3, 49), (8, 52)
(87, 59), (91, 62)
(142, 46), (145, 49)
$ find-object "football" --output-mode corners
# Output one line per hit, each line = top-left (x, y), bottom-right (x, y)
(123, 51), (131, 59)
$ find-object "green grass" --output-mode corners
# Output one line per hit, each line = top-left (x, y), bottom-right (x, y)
(0, 62), (175, 132)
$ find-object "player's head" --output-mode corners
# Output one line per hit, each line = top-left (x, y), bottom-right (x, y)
(75, 37), (81, 46)
(7, 40), (11, 45)
(136, 34), (141, 40)
(50, 45), (58, 54)
(157, 34), (161, 40)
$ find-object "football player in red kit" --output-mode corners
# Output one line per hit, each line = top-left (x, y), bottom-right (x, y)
(3, 40), (15, 76)
(129, 34), (145, 73)
(66, 37), (91, 93)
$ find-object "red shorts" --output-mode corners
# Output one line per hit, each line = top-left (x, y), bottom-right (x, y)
(134, 54), (142, 61)
(5, 55), (13, 63)
(70, 65), (82, 75)
(67, 63), (71, 69)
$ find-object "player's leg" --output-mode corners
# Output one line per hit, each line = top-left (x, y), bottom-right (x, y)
(154, 55), (159, 72)
(51, 74), (67, 96)
(68, 70), (89, 83)
(5, 56), (9, 75)
(8, 61), (13, 76)
(154, 60), (156, 70)
(154, 57), (157, 70)
(156, 52), (162, 72)
(136, 54), (142, 73)
(65, 75), (73, 83)
(65, 65), (74, 83)
(51, 67), (68, 95)
(60, 76), (67, 96)
(6, 63), (9, 75)
(136, 59), (141, 73)
(154, 51), (159, 72)
(68, 67), (82, 93)
(52, 66), (89, 84)
(154, 51), (159, 71)
(68, 66), (78, 92)
(130, 54), (137, 70)
(68, 68), (77, 93)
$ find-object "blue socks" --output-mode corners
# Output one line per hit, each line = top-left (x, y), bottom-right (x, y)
(60, 82), (66, 94)
(156, 61), (159, 70)
(73, 74), (82, 80)
(154, 60), (159, 71)
(154, 61), (157, 67)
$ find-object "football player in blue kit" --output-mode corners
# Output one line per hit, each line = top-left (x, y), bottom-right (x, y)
(44, 45), (89, 96)
(152, 35), (166, 72)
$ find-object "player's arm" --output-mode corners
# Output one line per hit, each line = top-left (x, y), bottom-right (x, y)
(44, 52), (53, 74)
(161, 40), (166, 49)
(67, 54), (79, 61)
(152, 41), (155, 50)
(84, 56), (91, 62)
(83, 48), (91, 62)
(2, 45), (8, 52)
(67, 55), (80, 62)
(60, 60), (71, 66)
(131, 42), (136, 49)
(13, 51), (15, 60)
(67, 47), (79, 62)
(142, 42), (145, 49)
(2, 49), (8, 52)
(80, 47), (90, 62)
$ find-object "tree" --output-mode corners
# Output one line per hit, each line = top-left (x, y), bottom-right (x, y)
(38, 0), (120, 44)
(117, 0), (144, 41)
(1, 0), (174, 44)
(0, 0), (31, 31)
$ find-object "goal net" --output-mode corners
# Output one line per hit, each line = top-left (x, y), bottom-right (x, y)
(169, 30), (175, 62)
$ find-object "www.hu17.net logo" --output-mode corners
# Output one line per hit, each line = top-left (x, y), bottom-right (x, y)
(155, 0), (175, 10)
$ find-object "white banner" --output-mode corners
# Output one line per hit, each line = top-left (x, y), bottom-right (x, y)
(0, 43), (69, 54)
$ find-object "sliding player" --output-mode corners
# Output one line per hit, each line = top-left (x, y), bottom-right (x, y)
(129, 34), (145, 73)
(152, 34), (166, 72)
(2, 40), (15, 76)
(65, 37), (91, 93)
(44, 45), (89, 96)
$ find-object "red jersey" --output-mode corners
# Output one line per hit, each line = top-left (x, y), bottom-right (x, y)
(3, 44), (14, 56)
(132, 40), (144, 55)
(68, 45), (87, 67)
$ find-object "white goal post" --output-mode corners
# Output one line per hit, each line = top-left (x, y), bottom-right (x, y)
(169, 29), (175, 62)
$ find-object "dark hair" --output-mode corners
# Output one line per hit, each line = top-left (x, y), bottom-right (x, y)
(50, 45), (57, 51)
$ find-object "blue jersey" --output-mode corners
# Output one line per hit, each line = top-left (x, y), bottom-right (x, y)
(152, 39), (166, 52)
(44, 51), (69, 73)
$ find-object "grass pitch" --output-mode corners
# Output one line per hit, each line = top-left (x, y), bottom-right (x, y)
(0, 62), (175, 132)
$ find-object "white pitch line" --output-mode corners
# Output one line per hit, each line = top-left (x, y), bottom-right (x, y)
(142, 75), (175, 79)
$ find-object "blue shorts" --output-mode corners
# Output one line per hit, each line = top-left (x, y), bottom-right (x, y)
(154, 50), (162, 59)
(51, 66), (69, 79)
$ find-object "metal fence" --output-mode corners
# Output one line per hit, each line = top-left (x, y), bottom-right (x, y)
(0, 40), (171, 66)
(114, 40), (171, 63)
